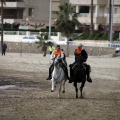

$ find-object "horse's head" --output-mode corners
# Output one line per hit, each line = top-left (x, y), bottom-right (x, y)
(54, 58), (62, 68)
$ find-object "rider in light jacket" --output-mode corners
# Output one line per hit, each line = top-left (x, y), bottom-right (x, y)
(46, 45), (71, 82)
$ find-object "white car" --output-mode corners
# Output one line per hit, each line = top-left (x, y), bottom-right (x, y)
(21, 36), (39, 43)
(56, 38), (74, 45)
(45, 40), (56, 44)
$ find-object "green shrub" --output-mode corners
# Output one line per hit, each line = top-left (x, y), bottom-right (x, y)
(113, 34), (119, 41)
(88, 33), (97, 40)
(94, 32), (104, 40)
(75, 33), (90, 40)
(75, 32), (119, 41)
(100, 33), (109, 40)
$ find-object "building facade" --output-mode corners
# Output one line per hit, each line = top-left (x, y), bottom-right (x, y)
(0, 0), (68, 30)
(1, 0), (120, 31)
(70, 0), (120, 31)
(0, 0), (50, 29)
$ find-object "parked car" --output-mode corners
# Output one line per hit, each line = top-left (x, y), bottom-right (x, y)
(45, 40), (56, 44)
(21, 36), (39, 43)
(56, 38), (74, 45)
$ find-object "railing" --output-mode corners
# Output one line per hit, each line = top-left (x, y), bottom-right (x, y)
(78, 13), (105, 17)
(79, 13), (120, 18)
(105, 14), (120, 17)
(2, 19), (23, 24)
(6, 0), (24, 1)
(0, 2), (25, 8)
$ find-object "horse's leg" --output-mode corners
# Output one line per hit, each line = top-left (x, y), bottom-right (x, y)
(62, 79), (66, 93)
(51, 79), (55, 92)
(74, 81), (78, 98)
(58, 83), (62, 98)
(80, 80), (85, 98)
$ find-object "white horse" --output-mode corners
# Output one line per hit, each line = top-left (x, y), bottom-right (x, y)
(51, 58), (67, 98)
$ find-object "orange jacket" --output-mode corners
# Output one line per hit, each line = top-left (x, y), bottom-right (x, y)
(54, 49), (62, 57)
(75, 48), (82, 55)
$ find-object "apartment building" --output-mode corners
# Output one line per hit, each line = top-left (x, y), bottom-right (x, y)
(0, 0), (68, 30)
(0, 0), (50, 30)
(70, 0), (120, 31)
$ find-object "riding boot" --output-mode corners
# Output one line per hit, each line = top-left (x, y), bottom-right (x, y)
(87, 70), (92, 83)
(61, 63), (73, 83)
(86, 72), (92, 83)
(46, 71), (52, 80)
(46, 63), (54, 80)
(85, 64), (92, 83)
(65, 69), (73, 83)
(69, 63), (75, 83)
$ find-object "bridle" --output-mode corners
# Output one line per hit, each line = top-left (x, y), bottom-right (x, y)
(53, 59), (63, 81)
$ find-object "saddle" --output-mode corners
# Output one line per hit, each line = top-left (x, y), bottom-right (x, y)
(59, 62), (67, 74)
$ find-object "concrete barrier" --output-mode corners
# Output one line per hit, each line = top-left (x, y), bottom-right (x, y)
(0, 41), (115, 56)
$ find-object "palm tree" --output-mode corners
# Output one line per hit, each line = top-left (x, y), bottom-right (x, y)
(90, 0), (94, 35)
(36, 32), (53, 56)
(54, 2), (80, 56)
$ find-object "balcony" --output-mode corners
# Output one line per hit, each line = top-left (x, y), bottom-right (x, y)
(0, 18), (23, 24)
(78, 13), (120, 25)
(0, 2), (25, 8)
(114, 0), (120, 5)
(106, 14), (120, 24)
(78, 13), (106, 24)
(70, 0), (107, 5)
(78, 13), (105, 17)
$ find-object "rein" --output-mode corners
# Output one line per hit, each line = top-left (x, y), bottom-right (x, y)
(53, 66), (63, 81)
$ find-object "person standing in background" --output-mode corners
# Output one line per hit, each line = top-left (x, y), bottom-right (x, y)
(2, 43), (7, 56)
(49, 45), (55, 55)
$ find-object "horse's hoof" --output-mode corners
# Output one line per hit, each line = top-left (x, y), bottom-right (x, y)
(51, 90), (54, 92)
(80, 96), (84, 99)
(76, 96), (78, 98)
(62, 90), (65, 93)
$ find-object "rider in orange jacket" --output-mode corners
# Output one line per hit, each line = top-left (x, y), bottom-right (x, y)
(70, 44), (92, 83)
(46, 45), (71, 82)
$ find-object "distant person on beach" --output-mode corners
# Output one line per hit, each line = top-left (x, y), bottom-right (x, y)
(49, 45), (55, 55)
(2, 43), (7, 56)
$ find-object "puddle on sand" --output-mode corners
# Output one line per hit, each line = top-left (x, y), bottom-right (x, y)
(0, 85), (16, 90)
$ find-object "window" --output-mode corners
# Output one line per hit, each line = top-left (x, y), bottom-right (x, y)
(114, 7), (119, 14)
(79, 6), (89, 13)
(28, 8), (34, 17)
(51, 32), (58, 36)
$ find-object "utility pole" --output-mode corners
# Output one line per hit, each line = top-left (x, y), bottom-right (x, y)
(109, 0), (112, 38)
(90, 0), (94, 35)
(110, 0), (114, 47)
(48, 0), (52, 40)
(1, 0), (4, 52)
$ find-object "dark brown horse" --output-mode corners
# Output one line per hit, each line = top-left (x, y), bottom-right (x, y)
(69, 56), (86, 98)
